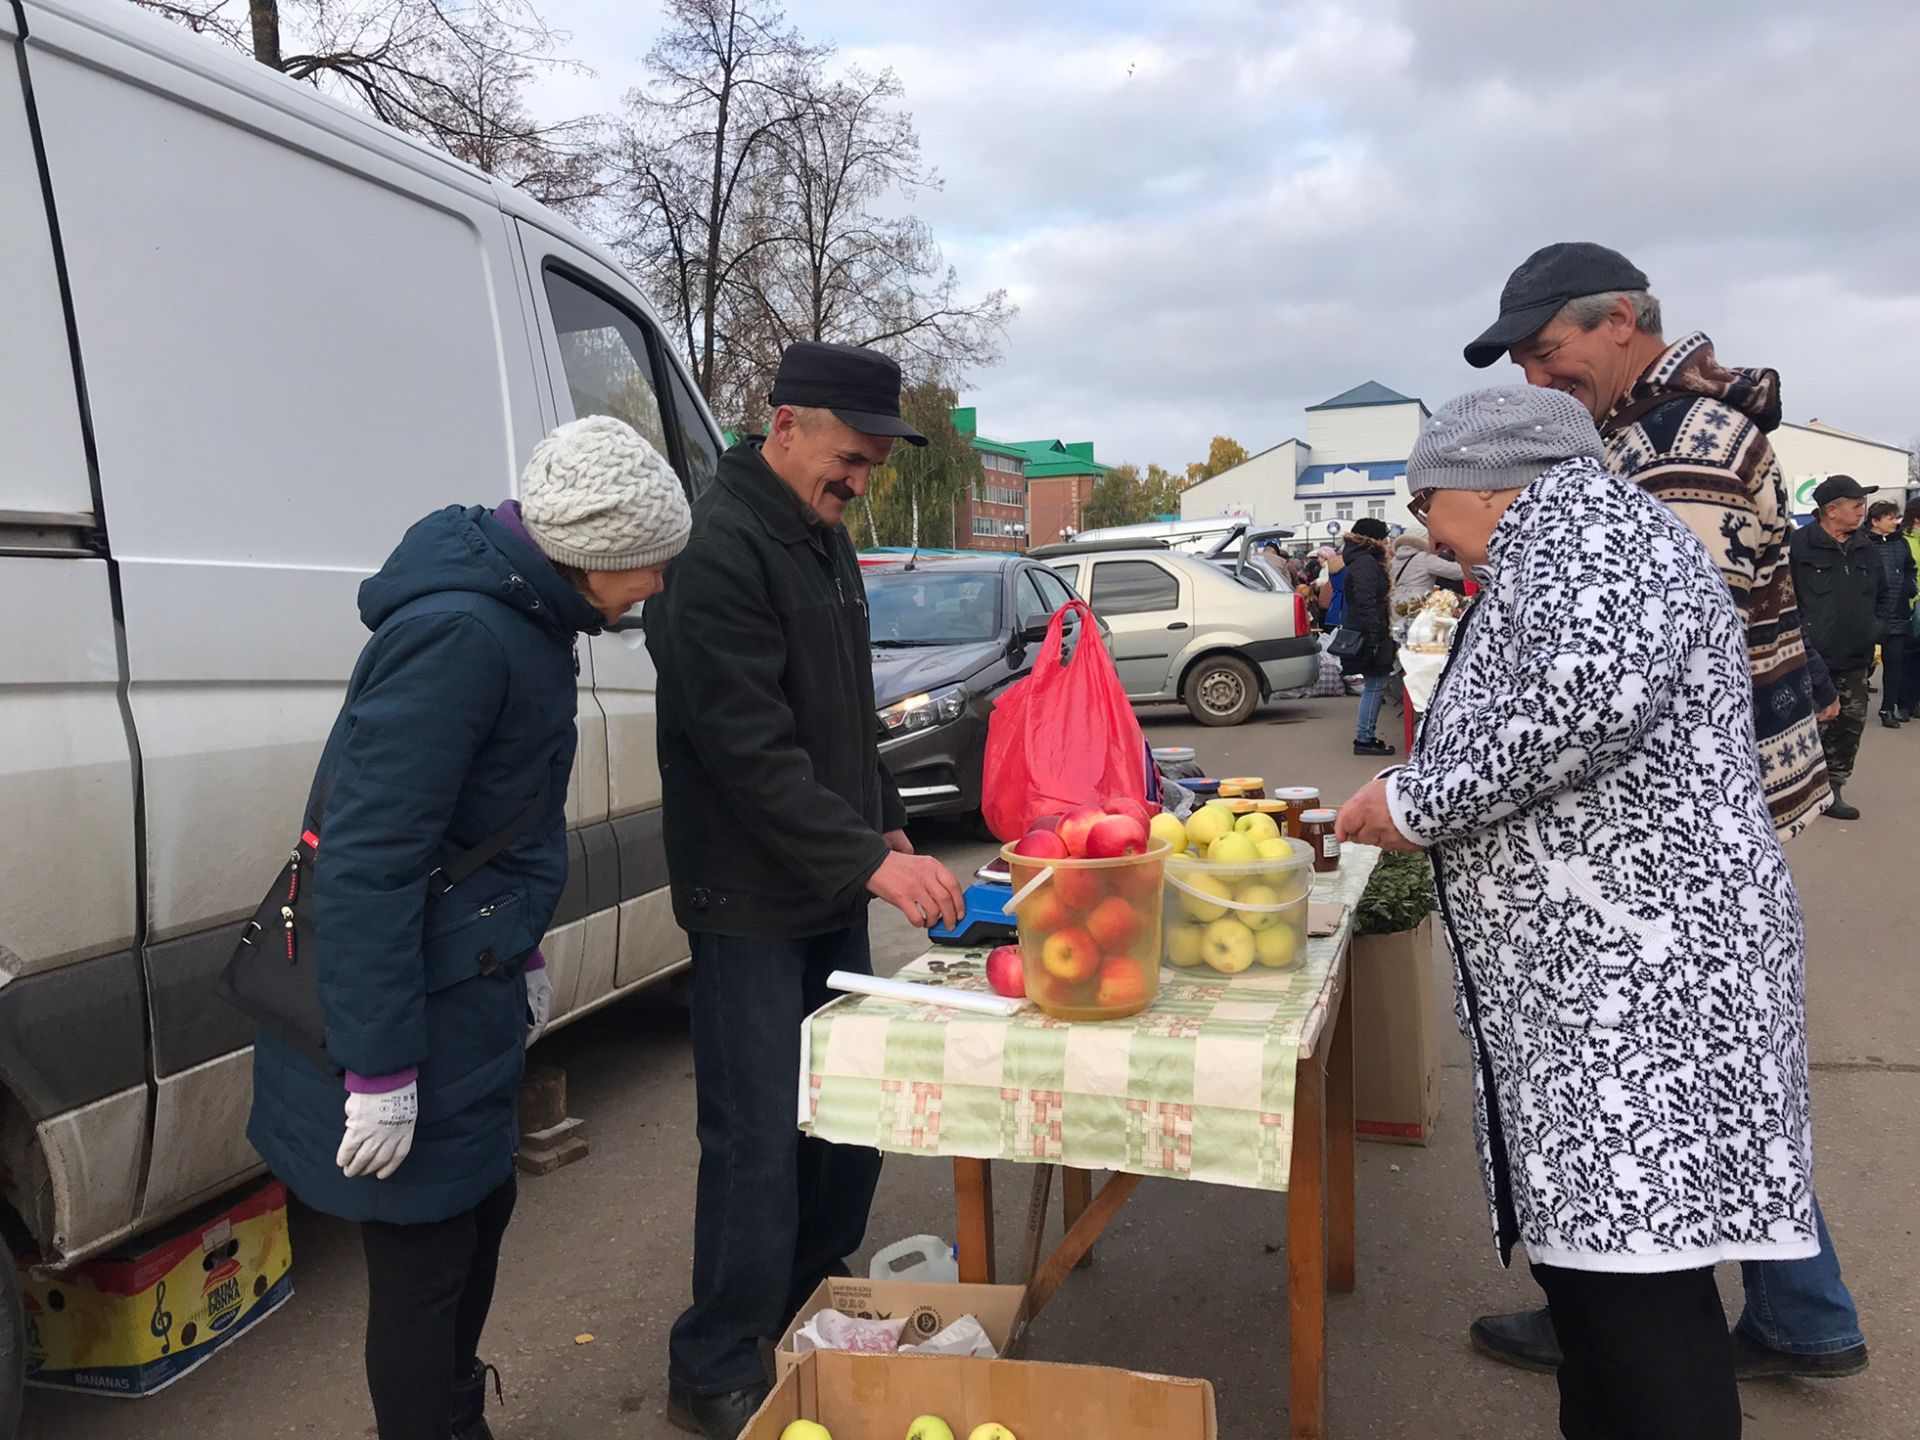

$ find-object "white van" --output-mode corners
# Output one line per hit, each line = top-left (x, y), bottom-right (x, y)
(0, 0), (715, 1390)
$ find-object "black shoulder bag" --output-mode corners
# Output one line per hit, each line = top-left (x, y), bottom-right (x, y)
(214, 778), (550, 1070)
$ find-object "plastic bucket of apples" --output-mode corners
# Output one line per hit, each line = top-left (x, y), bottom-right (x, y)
(1000, 802), (1171, 1022)
(1160, 800), (1314, 976)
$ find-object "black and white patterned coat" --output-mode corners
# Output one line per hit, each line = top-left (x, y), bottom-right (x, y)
(1386, 457), (1816, 1272)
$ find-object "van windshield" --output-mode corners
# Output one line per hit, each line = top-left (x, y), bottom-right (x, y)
(864, 572), (1002, 645)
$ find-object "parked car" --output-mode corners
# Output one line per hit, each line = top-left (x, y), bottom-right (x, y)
(0, 0), (717, 1401)
(1032, 540), (1318, 725)
(867, 555), (1105, 822)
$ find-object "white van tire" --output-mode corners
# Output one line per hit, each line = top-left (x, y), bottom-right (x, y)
(1184, 656), (1260, 727)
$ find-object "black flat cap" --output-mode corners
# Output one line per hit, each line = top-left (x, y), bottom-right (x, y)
(1812, 474), (1876, 505)
(1464, 242), (1650, 368)
(768, 341), (927, 446)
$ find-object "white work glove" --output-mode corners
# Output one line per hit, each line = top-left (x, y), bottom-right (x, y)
(336, 1082), (418, 1180)
(525, 966), (553, 1049)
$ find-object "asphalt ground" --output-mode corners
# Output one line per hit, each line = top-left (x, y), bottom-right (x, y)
(28, 694), (1917, 1439)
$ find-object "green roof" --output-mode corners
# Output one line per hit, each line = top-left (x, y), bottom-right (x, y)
(952, 406), (1034, 463)
(1005, 438), (1109, 479)
(1305, 381), (1427, 413)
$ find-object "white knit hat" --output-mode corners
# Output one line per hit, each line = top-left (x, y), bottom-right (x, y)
(519, 416), (692, 571)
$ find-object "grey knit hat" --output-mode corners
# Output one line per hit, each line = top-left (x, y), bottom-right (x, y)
(519, 415), (692, 571)
(1406, 385), (1604, 493)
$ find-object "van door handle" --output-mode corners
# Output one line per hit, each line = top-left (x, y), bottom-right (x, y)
(1167, 622), (1189, 631)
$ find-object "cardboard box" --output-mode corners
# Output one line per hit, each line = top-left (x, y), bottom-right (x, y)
(19, 1180), (293, 1397)
(1351, 914), (1444, 1145)
(744, 1350), (1218, 1440)
(777, 1277), (1028, 1377)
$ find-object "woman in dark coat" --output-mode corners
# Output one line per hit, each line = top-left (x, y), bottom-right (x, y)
(247, 416), (691, 1440)
(1340, 516), (1396, 754)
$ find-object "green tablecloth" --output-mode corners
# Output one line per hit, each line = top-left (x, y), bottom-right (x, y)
(800, 844), (1381, 1193)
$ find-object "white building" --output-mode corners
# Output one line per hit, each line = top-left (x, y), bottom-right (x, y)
(1180, 381), (1429, 544)
(1184, 384), (1915, 539)
(1771, 420), (1911, 518)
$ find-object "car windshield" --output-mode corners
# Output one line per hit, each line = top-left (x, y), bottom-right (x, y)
(864, 570), (1002, 645)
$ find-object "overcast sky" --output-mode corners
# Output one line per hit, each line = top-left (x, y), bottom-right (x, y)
(534, 0), (1920, 473)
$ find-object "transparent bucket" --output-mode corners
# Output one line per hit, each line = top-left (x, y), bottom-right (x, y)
(1002, 839), (1172, 1021)
(1161, 838), (1314, 976)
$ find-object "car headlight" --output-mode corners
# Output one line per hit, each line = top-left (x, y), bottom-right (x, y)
(878, 685), (968, 736)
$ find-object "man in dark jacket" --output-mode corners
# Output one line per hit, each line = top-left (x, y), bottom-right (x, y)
(647, 342), (965, 1438)
(1340, 518), (1395, 754)
(1866, 499), (1918, 726)
(1791, 475), (1882, 812)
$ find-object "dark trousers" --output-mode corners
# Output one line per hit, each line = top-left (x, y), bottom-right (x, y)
(1532, 1262), (1740, 1440)
(1879, 630), (1908, 717)
(360, 1176), (517, 1440)
(1819, 665), (1870, 784)
(669, 925), (884, 1396)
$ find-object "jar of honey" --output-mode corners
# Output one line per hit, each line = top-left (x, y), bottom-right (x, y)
(1218, 776), (1267, 800)
(1299, 808), (1340, 872)
(1271, 787), (1319, 837)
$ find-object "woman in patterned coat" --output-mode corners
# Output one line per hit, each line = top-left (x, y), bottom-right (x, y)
(1338, 387), (1813, 1440)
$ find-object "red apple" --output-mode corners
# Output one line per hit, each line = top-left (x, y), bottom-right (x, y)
(1012, 828), (1070, 860)
(985, 945), (1026, 999)
(1084, 814), (1149, 859)
(1085, 896), (1143, 953)
(1107, 798), (1154, 828)
(1057, 805), (1106, 858)
(1030, 813), (1065, 834)
(1016, 885), (1071, 937)
(1094, 956), (1151, 1010)
(1052, 864), (1107, 914)
(1041, 925), (1099, 983)
(1111, 855), (1164, 901)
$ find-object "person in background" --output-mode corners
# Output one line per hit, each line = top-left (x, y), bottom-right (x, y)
(1790, 476), (1880, 816)
(1339, 517), (1396, 755)
(1903, 498), (1920, 720)
(247, 417), (692, 1440)
(1316, 544), (1347, 627)
(1298, 554), (1325, 628)
(1388, 529), (1465, 640)
(1865, 499), (1917, 726)
(648, 341), (965, 1439)
(1459, 241), (1862, 1382)
(1340, 386), (1817, 1440)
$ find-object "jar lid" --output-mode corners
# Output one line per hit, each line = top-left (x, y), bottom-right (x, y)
(1152, 747), (1196, 761)
(1220, 776), (1265, 788)
(1274, 786), (1319, 799)
(1300, 808), (1337, 822)
(1254, 800), (1288, 813)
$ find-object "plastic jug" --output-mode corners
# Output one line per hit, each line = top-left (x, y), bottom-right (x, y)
(868, 1235), (959, 1284)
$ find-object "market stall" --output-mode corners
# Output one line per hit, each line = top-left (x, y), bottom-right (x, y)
(799, 844), (1379, 1440)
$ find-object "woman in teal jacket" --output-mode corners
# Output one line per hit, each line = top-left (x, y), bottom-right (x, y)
(248, 416), (689, 1440)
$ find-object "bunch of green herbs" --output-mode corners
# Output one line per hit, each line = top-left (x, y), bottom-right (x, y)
(1353, 849), (1436, 935)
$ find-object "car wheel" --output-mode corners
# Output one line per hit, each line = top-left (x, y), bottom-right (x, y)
(0, 1249), (23, 1439)
(1184, 656), (1260, 726)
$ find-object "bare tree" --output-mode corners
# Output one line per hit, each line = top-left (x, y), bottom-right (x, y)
(129, 0), (605, 216)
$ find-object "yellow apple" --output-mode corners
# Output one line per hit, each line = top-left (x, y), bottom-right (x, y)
(1232, 882), (1282, 932)
(1202, 917), (1257, 973)
(1208, 832), (1260, 865)
(1164, 923), (1206, 968)
(1148, 812), (1189, 855)
(1255, 838), (1291, 860)
(1255, 924), (1298, 969)
(968, 1427), (1018, 1440)
(1234, 812), (1282, 844)
(1184, 804), (1234, 852)
(781, 1424), (833, 1440)
(1177, 871), (1233, 922)
(906, 1418), (956, 1440)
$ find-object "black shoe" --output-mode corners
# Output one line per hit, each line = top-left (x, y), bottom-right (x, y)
(1732, 1328), (1869, 1380)
(668, 1383), (771, 1440)
(1881, 711), (1902, 729)
(1897, 706), (1913, 723)
(452, 1359), (500, 1440)
(1353, 737), (1395, 756)
(1825, 785), (1860, 821)
(1469, 1307), (1562, 1373)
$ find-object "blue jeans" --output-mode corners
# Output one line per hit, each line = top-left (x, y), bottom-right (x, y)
(1737, 1195), (1865, 1355)
(669, 925), (884, 1395)
(1354, 672), (1390, 743)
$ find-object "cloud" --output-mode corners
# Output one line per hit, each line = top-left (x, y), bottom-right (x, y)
(550, 0), (1920, 466)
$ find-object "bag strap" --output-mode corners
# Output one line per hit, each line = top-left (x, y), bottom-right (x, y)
(306, 770), (552, 895)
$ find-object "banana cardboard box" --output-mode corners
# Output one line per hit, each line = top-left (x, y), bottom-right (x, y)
(18, 1179), (293, 1397)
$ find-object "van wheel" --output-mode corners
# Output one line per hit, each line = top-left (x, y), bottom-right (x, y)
(0, 1252), (23, 1438)
(1184, 656), (1260, 726)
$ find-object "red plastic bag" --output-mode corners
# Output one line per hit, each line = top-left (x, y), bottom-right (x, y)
(982, 600), (1148, 841)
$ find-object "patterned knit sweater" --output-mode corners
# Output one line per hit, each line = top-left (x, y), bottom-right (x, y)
(1599, 333), (1831, 838)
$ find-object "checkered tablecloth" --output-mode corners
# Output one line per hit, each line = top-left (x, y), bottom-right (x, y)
(799, 844), (1381, 1193)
